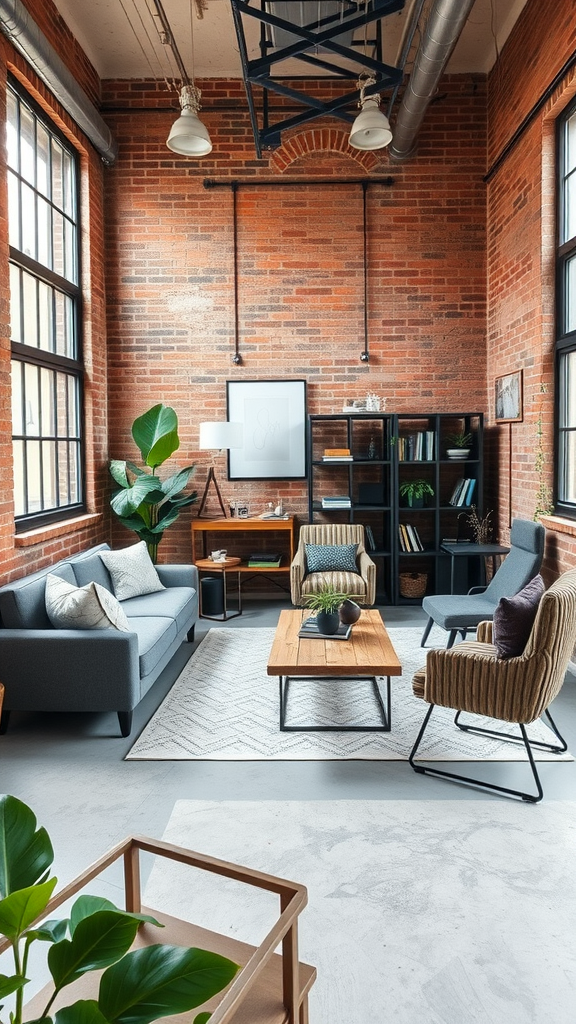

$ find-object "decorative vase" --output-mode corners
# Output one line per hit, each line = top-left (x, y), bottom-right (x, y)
(316, 609), (340, 635)
(339, 599), (361, 625)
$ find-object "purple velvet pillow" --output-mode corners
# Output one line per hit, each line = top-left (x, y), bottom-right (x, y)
(492, 574), (545, 658)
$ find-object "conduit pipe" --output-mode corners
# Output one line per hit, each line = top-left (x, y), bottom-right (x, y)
(0, 0), (117, 164)
(388, 0), (475, 162)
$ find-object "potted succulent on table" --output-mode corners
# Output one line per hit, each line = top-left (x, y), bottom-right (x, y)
(446, 430), (472, 460)
(304, 584), (349, 635)
(0, 794), (238, 1024)
(399, 479), (434, 508)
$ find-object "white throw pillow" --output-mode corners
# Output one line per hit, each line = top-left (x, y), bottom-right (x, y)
(100, 540), (165, 600)
(45, 574), (131, 631)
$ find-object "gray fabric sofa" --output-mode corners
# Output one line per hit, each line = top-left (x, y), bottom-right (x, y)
(0, 543), (198, 737)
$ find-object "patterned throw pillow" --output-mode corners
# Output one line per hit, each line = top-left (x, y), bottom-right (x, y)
(101, 541), (165, 600)
(45, 574), (131, 631)
(305, 543), (359, 575)
(493, 574), (545, 658)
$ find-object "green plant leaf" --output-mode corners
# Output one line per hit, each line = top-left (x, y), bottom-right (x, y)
(54, 1001), (110, 1024)
(110, 476), (165, 518)
(0, 795), (54, 897)
(159, 467), (196, 501)
(98, 944), (239, 1024)
(132, 405), (179, 469)
(0, 972), (27, 998)
(48, 912), (141, 989)
(28, 917), (68, 943)
(0, 878), (57, 940)
(193, 1013), (211, 1024)
(69, 897), (161, 937)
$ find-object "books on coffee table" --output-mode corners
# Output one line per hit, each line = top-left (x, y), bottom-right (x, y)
(298, 616), (352, 641)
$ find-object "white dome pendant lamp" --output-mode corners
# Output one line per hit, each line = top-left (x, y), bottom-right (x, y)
(349, 74), (393, 151)
(167, 84), (212, 156)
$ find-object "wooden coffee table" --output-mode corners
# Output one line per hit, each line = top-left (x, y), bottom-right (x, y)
(267, 609), (402, 732)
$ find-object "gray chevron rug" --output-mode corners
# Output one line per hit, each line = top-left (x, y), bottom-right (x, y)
(125, 626), (573, 761)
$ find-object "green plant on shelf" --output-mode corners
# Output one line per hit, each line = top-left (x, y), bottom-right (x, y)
(399, 479), (434, 507)
(462, 505), (493, 544)
(446, 430), (472, 449)
(303, 583), (349, 613)
(0, 794), (238, 1024)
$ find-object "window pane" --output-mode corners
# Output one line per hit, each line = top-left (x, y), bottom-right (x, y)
(69, 441), (80, 502)
(68, 375), (79, 435)
(565, 257), (576, 334)
(12, 440), (25, 515)
(56, 372), (68, 435)
(24, 362), (40, 436)
(36, 123), (50, 198)
(559, 431), (576, 503)
(26, 440), (41, 512)
(51, 138), (63, 210)
(22, 271), (38, 348)
(57, 440), (69, 504)
(40, 366), (55, 435)
(9, 264), (21, 344)
(63, 218), (76, 283)
(54, 290), (74, 358)
(566, 112), (576, 171)
(62, 150), (74, 218)
(560, 350), (576, 427)
(7, 171), (20, 249)
(52, 209), (64, 277)
(11, 360), (23, 435)
(6, 89), (18, 170)
(43, 441), (57, 508)
(20, 181), (36, 260)
(19, 104), (35, 184)
(38, 281), (53, 352)
(565, 170), (576, 243)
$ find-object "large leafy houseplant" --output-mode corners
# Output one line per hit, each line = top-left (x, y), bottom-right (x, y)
(109, 405), (197, 563)
(0, 795), (238, 1024)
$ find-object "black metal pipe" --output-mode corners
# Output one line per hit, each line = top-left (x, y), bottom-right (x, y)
(360, 182), (370, 363)
(203, 177), (394, 189)
(231, 182), (241, 366)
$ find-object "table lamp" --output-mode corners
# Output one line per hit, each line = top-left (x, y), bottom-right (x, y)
(198, 421), (243, 518)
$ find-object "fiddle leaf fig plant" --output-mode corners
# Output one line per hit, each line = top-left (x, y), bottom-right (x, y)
(0, 795), (239, 1024)
(109, 404), (197, 563)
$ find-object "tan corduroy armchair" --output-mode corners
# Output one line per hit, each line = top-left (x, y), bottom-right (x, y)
(409, 568), (576, 802)
(290, 524), (377, 607)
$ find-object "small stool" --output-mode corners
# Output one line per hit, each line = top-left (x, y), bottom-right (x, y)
(195, 557), (242, 621)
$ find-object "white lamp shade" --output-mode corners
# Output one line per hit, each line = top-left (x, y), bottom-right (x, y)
(167, 108), (213, 156)
(349, 98), (393, 151)
(199, 421), (243, 450)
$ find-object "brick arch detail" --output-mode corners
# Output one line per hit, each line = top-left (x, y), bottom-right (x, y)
(270, 129), (380, 173)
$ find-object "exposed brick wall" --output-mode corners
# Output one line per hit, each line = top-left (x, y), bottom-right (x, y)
(487, 0), (576, 579)
(102, 75), (487, 565)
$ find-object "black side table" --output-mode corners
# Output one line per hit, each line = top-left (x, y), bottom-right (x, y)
(441, 542), (510, 594)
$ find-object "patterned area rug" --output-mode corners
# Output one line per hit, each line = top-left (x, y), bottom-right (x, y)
(126, 626), (573, 761)
(145, 799), (576, 1024)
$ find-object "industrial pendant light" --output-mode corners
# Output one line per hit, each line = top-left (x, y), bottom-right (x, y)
(349, 75), (393, 152)
(167, 84), (212, 156)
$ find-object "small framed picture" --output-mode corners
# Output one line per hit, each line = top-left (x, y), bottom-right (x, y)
(495, 370), (523, 423)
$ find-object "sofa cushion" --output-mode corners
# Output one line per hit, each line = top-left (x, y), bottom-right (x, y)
(120, 587), (197, 635)
(305, 543), (359, 574)
(127, 615), (179, 678)
(45, 574), (131, 632)
(101, 541), (165, 600)
(71, 552), (113, 592)
(0, 563), (76, 629)
(493, 574), (545, 658)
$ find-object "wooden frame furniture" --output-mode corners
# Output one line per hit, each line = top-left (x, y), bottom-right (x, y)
(192, 517), (296, 594)
(196, 556), (243, 620)
(267, 609), (401, 732)
(14, 835), (316, 1024)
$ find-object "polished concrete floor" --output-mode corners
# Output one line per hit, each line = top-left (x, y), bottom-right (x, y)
(2, 596), (575, 892)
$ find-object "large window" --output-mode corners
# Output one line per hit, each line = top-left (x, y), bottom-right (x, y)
(6, 79), (84, 529)
(557, 101), (576, 517)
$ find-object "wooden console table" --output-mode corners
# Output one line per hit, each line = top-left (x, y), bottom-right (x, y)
(191, 516), (296, 589)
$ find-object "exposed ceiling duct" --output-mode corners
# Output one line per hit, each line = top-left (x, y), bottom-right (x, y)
(388, 0), (476, 162)
(0, 0), (117, 164)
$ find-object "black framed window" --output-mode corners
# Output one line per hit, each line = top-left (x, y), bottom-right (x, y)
(556, 100), (576, 517)
(6, 79), (84, 529)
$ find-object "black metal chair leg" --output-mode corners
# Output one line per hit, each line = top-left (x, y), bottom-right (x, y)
(420, 617), (434, 648)
(454, 709), (567, 754)
(408, 703), (435, 769)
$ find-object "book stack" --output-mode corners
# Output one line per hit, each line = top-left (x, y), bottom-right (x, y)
(398, 523), (424, 552)
(298, 616), (352, 641)
(365, 524), (376, 551)
(397, 431), (435, 461)
(448, 478), (476, 507)
(321, 495), (352, 509)
(248, 552), (282, 567)
(322, 448), (353, 462)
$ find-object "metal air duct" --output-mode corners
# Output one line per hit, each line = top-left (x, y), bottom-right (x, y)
(0, 0), (117, 164)
(388, 0), (475, 162)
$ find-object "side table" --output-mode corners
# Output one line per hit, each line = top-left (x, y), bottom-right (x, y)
(195, 557), (242, 621)
(441, 542), (510, 594)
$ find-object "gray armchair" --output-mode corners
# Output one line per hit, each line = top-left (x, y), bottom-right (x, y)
(420, 518), (545, 648)
(290, 523), (376, 607)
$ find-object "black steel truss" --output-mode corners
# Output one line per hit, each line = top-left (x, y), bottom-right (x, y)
(230, 0), (406, 156)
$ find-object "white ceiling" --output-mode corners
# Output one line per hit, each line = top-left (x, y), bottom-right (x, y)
(51, 0), (529, 83)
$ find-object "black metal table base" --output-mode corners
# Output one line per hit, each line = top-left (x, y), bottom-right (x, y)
(279, 675), (392, 732)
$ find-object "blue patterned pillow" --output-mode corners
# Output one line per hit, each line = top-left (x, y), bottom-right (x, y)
(305, 543), (359, 574)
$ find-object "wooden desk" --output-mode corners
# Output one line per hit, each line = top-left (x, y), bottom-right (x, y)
(191, 516), (296, 583)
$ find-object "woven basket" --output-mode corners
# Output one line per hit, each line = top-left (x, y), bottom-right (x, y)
(399, 572), (427, 599)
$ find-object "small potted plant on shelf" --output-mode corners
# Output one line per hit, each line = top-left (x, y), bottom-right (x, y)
(399, 479), (434, 508)
(304, 584), (349, 635)
(446, 430), (472, 460)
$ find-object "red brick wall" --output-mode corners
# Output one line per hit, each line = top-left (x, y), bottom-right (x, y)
(102, 75), (487, 564)
(487, 0), (576, 578)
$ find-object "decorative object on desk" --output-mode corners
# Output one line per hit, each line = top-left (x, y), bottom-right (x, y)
(237, 501), (250, 518)
(365, 392), (381, 411)
(226, 379), (307, 479)
(399, 478), (434, 508)
(495, 368), (523, 423)
(342, 399), (366, 412)
(248, 551), (282, 567)
(210, 549), (228, 562)
(109, 403), (197, 563)
(0, 794), (238, 1024)
(339, 598), (362, 625)
(464, 505), (493, 544)
(446, 430), (472, 459)
(197, 420), (243, 519)
(303, 583), (349, 635)
(399, 571), (428, 599)
(298, 615), (352, 640)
